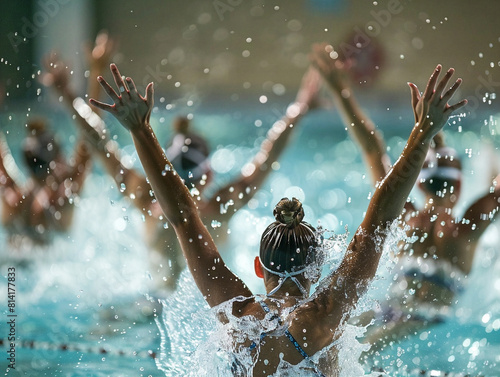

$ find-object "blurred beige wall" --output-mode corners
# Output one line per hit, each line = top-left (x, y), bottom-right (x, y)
(94, 0), (500, 101)
(1, 0), (499, 105)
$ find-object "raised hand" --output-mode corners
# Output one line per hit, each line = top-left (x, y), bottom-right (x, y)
(85, 31), (116, 70)
(310, 42), (352, 92)
(408, 65), (467, 137)
(89, 64), (153, 131)
(41, 51), (71, 91)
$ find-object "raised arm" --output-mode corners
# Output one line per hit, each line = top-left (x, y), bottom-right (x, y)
(73, 97), (154, 210)
(43, 53), (152, 210)
(41, 53), (92, 192)
(0, 135), (21, 196)
(202, 67), (321, 222)
(458, 171), (500, 243)
(0, 135), (25, 224)
(90, 64), (253, 307)
(41, 52), (76, 109)
(311, 65), (467, 328)
(311, 43), (391, 187)
(84, 31), (116, 113)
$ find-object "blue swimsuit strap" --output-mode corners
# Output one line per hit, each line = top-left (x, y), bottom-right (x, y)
(284, 329), (310, 360)
(249, 302), (276, 350)
(255, 302), (326, 377)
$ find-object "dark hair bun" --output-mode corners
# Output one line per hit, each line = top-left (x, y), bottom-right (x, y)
(273, 197), (304, 228)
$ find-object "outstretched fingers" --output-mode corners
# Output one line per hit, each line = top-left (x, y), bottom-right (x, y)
(89, 73), (123, 113)
(408, 82), (421, 122)
(408, 82), (420, 108)
(97, 76), (119, 100)
(145, 82), (154, 106)
(88, 63), (155, 132)
(423, 64), (442, 99)
(89, 98), (115, 113)
(445, 98), (468, 116)
(110, 63), (129, 95)
(441, 78), (462, 105)
(126, 76), (153, 107)
(433, 68), (454, 102)
(125, 77), (138, 95)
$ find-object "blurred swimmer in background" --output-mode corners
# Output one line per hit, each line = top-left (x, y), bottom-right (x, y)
(0, 79), (92, 249)
(311, 42), (500, 351)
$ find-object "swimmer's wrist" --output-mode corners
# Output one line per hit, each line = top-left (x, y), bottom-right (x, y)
(411, 122), (435, 144)
(128, 121), (153, 139)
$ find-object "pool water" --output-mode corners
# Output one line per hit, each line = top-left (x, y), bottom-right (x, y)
(1, 96), (499, 376)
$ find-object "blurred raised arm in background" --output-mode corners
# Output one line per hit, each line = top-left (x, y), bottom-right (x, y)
(312, 42), (499, 353)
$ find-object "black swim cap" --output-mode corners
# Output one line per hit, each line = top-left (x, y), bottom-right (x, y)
(22, 121), (62, 179)
(420, 133), (462, 184)
(166, 117), (210, 187)
(259, 198), (317, 274)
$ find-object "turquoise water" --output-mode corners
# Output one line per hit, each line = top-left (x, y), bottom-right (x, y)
(1, 97), (499, 376)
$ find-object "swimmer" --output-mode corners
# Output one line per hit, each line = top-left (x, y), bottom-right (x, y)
(0, 33), (112, 249)
(0, 118), (91, 248)
(311, 42), (500, 350)
(88, 61), (466, 375)
(67, 54), (322, 291)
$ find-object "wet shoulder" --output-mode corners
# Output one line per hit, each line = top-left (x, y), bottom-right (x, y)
(287, 298), (344, 354)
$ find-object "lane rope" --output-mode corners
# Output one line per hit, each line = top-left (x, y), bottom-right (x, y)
(0, 338), (157, 359)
